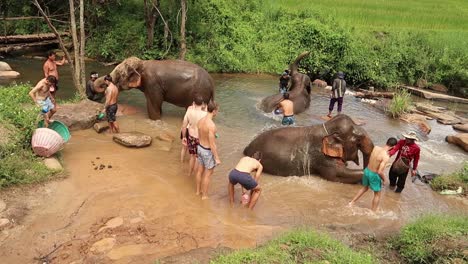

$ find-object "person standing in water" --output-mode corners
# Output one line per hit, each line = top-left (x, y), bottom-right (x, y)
(388, 131), (421, 193)
(228, 151), (263, 210)
(276, 92), (295, 126)
(195, 101), (220, 199)
(278, 69), (290, 94)
(181, 95), (207, 177)
(327, 71), (346, 118)
(102, 75), (120, 133)
(29, 75), (57, 128)
(43, 50), (67, 99)
(349, 137), (397, 211)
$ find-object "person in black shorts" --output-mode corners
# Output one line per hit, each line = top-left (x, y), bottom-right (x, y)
(228, 151), (263, 210)
(103, 74), (120, 133)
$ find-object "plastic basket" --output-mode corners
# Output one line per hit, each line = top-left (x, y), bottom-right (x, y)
(37, 120), (71, 142)
(31, 128), (65, 157)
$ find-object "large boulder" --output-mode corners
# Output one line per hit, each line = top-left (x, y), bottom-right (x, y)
(54, 100), (102, 131)
(446, 133), (468, 152)
(400, 113), (432, 135)
(430, 84), (448, 93)
(113, 132), (152, 148)
(415, 103), (461, 125)
(0, 71), (20, 79)
(312, 79), (327, 88)
(0, 61), (12, 71)
(453, 123), (468, 133)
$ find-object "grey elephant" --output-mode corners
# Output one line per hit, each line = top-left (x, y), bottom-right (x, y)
(243, 115), (374, 183)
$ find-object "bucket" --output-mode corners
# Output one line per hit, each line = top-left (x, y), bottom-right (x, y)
(37, 120), (71, 142)
(31, 128), (65, 157)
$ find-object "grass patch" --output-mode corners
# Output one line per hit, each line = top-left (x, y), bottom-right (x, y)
(211, 229), (375, 264)
(0, 84), (59, 188)
(387, 88), (412, 118)
(430, 162), (468, 196)
(391, 214), (468, 264)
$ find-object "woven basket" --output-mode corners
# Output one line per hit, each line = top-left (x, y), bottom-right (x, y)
(31, 128), (65, 157)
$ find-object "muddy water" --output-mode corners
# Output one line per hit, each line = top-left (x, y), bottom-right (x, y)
(0, 58), (467, 263)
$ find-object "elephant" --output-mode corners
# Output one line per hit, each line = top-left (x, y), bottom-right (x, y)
(243, 114), (374, 183)
(93, 57), (215, 120)
(260, 51), (312, 114)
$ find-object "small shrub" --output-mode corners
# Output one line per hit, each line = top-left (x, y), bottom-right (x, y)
(387, 88), (412, 118)
(430, 162), (468, 195)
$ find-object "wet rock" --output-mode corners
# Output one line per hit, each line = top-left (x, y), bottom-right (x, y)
(416, 78), (428, 88)
(113, 132), (152, 148)
(446, 133), (468, 152)
(0, 61), (12, 71)
(43, 157), (63, 171)
(415, 103), (445, 113)
(400, 113), (432, 135)
(98, 216), (123, 233)
(312, 79), (327, 88)
(156, 132), (175, 143)
(54, 100), (103, 131)
(429, 83), (448, 93)
(90, 238), (116, 253)
(0, 71), (20, 79)
(93, 122), (109, 133)
(0, 218), (10, 229)
(453, 123), (468, 133)
(0, 200), (6, 213)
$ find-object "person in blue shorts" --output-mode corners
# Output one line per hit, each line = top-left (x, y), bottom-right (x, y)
(348, 137), (397, 211)
(228, 151), (263, 210)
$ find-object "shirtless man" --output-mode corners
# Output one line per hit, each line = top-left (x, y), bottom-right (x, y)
(29, 75), (57, 128)
(102, 75), (120, 133)
(276, 92), (294, 126)
(195, 101), (220, 199)
(348, 137), (397, 211)
(181, 95), (207, 176)
(228, 151), (263, 210)
(43, 51), (67, 98)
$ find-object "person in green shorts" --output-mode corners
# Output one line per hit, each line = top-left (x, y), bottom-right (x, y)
(348, 137), (397, 211)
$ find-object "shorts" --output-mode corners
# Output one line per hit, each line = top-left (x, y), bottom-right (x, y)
(38, 97), (54, 114)
(197, 144), (216, 170)
(187, 135), (199, 155)
(106, 103), (118, 122)
(362, 167), (381, 192)
(229, 169), (258, 190)
(282, 115), (295, 125)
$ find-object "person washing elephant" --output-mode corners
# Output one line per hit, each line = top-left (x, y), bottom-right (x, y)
(275, 92), (295, 126)
(327, 71), (346, 118)
(278, 69), (290, 94)
(388, 131), (421, 193)
(86, 72), (105, 102)
(101, 75), (120, 134)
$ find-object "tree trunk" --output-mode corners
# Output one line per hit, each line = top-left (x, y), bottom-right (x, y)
(79, 0), (86, 92)
(68, 0), (84, 97)
(144, 0), (158, 49)
(0, 32), (70, 44)
(178, 0), (187, 60)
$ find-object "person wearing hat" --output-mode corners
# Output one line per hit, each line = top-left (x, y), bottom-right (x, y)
(327, 71), (346, 118)
(278, 69), (290, 94)
(86, 71), (105, 102)
(388, 131), (421, 193)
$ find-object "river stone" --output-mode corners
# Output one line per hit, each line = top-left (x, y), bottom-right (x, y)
(54, 100), (102, 131)
(98, 216), (124, 233)
(0, 61), (12, 71)
(90, 238), (116, 253)
(446, 133), (468, 152)
(430, 84), (448, 93)
(43, 157), (63, 171)
(113, 132), (152, 148)
(0, 70), (20, 79)
(156, 132), (175, 143)
(312, 79), (327, 88)
(93, 122), (109, 133)
(0, 218), (10, 229)
(415, 103), (445, 113)
(400, 113), (432, 135)
(453, 123), (468, 133)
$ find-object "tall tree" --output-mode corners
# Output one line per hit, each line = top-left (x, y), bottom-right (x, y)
(144, 0), (159, 49)
(179, 0), (187, 60)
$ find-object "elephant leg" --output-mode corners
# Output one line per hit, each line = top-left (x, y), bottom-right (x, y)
(145, 91), (163, 120)
(318, 163), (363, 184)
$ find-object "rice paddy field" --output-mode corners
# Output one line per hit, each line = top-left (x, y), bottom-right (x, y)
(265, 0), (468, 51)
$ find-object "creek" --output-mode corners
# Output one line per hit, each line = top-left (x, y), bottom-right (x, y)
(0, 57), (467, 263)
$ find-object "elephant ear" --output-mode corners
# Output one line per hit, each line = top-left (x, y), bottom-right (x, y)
(322, 134), (344, 160)
(112, 57), (143, 89)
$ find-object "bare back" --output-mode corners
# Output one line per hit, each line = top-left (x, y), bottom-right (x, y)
(279, 99), (294, 116)
(198, 116), (216, 148)
(367, 146), (390, 174)
(31, 78), (51, 100)
(43, 60), (58, 79)
(235, 157), (261, 174)
(105, 83), (119, 105)
(186, 107), (207, 138)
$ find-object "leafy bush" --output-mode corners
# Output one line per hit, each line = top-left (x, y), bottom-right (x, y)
(386, 88), (412, 118)
(392, 214), (468, 263)
(430, 162), (468, 195)
(212, 229), (375, 264)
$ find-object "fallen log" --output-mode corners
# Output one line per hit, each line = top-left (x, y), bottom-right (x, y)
(0, 40), (71, 54)
(0, 32), (70, 44)
(401, 85), (468, 104)
(354, 90), (394, 99)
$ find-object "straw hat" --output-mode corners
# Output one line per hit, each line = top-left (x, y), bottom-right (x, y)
(402, 131), (418, 141)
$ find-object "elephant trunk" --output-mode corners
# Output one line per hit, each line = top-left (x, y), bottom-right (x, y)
(336, 166), (363, 184)
(289, 51), (310, 75)
(357, 127), (374, 169)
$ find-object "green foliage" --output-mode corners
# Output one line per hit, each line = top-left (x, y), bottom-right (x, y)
(211, 229), (375, 264)
(430, 162), (468, 195)
(0, 84), (57, 188)
(391, 214), (468, 263)
(387, 88), (412, 118)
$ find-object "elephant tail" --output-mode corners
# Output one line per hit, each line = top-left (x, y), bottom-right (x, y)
(290, 51), (310, 75)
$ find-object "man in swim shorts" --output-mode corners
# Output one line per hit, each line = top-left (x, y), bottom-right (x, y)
(195, 101), (220, 199)
(276, 92), (294, 125)
(181, 95), (207, 176)
(29, 75), (57, 128)
(349, 137), (397, 211)
(103, 75), (120, 133)
(228, 151), (263, 210)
